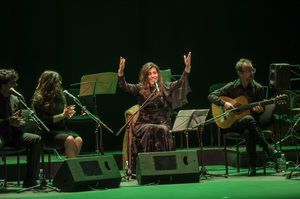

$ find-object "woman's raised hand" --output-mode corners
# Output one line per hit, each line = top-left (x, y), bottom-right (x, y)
(118, 56), (126, 77)
(184, 52), (191, 73)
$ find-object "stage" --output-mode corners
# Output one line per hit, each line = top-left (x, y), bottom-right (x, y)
(0, 166), (300, 199)
(1, 146), (300, 198)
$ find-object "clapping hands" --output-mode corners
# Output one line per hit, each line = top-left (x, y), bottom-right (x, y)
(9, 110), (24, 127)
(62, 105), (76, 119)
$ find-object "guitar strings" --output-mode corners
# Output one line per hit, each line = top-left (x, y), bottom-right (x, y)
(192, 109), (235, 128)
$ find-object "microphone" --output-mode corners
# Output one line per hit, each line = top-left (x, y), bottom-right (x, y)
(10, 88), (25, 100)
(154, 80), (160, 92)
(63, 90), (77, 101)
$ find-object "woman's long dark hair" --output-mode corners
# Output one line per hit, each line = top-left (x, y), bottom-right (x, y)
(32, 70), (66, 113)
(139, 62), (163, 98)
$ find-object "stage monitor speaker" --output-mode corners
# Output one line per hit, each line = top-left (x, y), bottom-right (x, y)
(53, 155), (121, 192)
(136, 150), (199, 185)
(269, 63), (290, 89)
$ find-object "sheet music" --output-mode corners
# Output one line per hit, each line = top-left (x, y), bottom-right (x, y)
(171, 109), (209, 132)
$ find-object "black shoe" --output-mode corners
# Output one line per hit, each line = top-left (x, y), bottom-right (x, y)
(22, 180), (37, 188)
(248, 167), (256, 176)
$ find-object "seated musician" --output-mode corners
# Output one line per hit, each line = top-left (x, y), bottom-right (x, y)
(0, 69), (41, 188)
(117, 52), (192, 174)
(208, 58), (279, 176)
(32, 70), (82, 158)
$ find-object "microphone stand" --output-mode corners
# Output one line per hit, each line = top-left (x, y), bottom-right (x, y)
(116, 88), (158, 136)
(17, 97), (49, 133)
(116, 87), (159, 178)
(192, 117), (228, 179)
(65, 93), (114, 155)
(16, 97), (60, 193)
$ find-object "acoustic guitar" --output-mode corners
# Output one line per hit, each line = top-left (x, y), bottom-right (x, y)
(211, 95), (287, 129)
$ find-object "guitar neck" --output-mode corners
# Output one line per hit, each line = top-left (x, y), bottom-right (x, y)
(238, 99), (275, 111)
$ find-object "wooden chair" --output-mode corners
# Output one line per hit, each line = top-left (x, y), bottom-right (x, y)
(122, 105), (139, 174)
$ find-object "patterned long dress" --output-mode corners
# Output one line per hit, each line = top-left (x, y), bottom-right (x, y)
(118, 71), (191, 172)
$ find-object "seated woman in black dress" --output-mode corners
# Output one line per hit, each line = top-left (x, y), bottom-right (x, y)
(118, 52), (192, 171)
(32, 70), (82, 158)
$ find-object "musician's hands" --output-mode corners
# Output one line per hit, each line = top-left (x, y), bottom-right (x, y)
(68, 105), (76, 118)
(224, 102), (234, 111)
(62, 105), (76, 119)
(184, 52), (191, 74)
(252, 104), (262, 113)
(118, 56), (126, 77)
(9, 110), (24, 127)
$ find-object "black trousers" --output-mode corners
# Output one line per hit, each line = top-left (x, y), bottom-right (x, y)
(0, 131), (41, 183)
(231, 115), (274, 168)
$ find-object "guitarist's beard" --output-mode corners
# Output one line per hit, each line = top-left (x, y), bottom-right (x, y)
(240, 73), (254, 87)
(246, 75), (254, 85)
(248, 78), (253, 84)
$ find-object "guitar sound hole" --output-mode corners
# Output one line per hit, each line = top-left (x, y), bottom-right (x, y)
(235, 110), (242, 114)
(234, 103), (242, 114)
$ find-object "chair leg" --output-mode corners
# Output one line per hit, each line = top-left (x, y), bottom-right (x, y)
(17, 153), (21, 186)
(48, 151), (51, 182)
(236, 141), (240, 173)
(41, 149), (45, 179)
(224, 137), (228, 175)
(3, 154), (7, 188)
(263, 158), (266, 175)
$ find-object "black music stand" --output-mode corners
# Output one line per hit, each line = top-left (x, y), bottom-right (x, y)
(79, 72), (117, 155)
(172, 109), (209, 150)
(172, 109), (227, 179)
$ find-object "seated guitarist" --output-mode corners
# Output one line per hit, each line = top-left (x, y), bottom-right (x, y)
(208, 58), (279, 176)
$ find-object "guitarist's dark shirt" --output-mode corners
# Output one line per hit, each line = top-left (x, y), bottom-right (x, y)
(208, 79), (265, 115)
(0, 94), (22, 144)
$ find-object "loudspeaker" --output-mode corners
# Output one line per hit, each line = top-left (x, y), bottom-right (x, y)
(269, 63), (290, 89)
(136, 150), (199, 185)
(53, 156), (121, 192)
